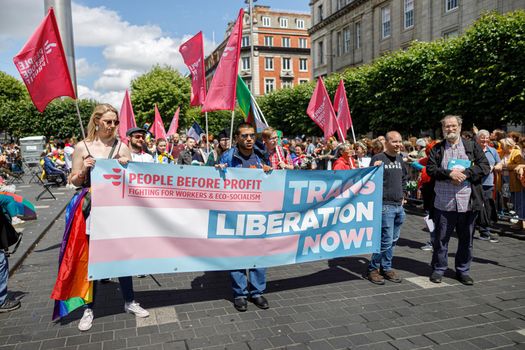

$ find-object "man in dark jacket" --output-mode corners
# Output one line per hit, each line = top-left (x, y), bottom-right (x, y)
(426, 115), (490, 285)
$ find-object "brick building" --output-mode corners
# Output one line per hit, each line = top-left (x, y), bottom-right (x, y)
(309, 0), (525, 78)
(205, 5), (311, 97)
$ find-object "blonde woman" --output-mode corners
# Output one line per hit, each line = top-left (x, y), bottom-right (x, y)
(494, 137), (525, 230)
(52, 104), (149, 332)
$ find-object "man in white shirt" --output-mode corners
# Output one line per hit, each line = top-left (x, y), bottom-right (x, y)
(126, 127), (154, 163)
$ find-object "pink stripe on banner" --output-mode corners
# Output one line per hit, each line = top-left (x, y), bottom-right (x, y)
(92, 182), (283, 211)
(90, 236), (299, 264)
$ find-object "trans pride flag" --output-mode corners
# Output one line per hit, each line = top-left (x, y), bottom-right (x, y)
(88, 161), (383, 279)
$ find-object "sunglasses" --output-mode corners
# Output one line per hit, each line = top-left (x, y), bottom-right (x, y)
(239, 133), (256, 140)
(101, 119), (120, 126)
(131, 134), (145, 140)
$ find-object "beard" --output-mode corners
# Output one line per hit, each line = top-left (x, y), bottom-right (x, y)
(445, 132), (459, 142)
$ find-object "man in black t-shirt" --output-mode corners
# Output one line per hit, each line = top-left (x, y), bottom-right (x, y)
(366, 131), (408, 285)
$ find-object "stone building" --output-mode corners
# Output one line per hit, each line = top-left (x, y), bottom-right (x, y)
(309, 0), (525, 78)
(205, 5), (311, 96)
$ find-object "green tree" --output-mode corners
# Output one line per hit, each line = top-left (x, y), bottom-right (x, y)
(131, 65), (191, 131)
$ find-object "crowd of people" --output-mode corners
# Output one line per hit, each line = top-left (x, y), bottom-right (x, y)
(1, 104), (524, 335)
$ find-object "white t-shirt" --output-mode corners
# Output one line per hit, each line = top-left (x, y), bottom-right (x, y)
(131, 151), (154, 163)
(63, 145), (74, 170)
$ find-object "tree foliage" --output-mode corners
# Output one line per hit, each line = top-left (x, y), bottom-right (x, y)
(258, 11), (525, 137)
(130, 65), (191, 130)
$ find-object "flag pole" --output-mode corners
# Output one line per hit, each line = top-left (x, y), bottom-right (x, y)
(205, 112), (210, 154)
(250, 94), (269, 127)
(350, 125), (357, 144)
(74, 99), (86, 139)
(229, 111), (235, 148)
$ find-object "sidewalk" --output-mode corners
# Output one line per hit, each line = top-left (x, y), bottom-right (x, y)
(5, 176), (73, 274)
(1, 196), (525, 349)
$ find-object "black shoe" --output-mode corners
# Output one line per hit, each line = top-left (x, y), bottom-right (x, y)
(249, 295), (269, 309)
(456, 274), (474, 285)
(0, 299), (21, 313)
(429, 272), (442, 283)
(233, 298), (247, 312)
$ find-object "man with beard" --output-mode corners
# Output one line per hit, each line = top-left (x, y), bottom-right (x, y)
(177, 136), (197, 165)
(427, 115), (489, 285)
(218, 122), (271, 312)
(127, 128), (154, 163)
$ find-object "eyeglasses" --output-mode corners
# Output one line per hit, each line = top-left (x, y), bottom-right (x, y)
(239, 133), (256, 140)
(131, 134), (145, 140)
(101, 119), (120, 126)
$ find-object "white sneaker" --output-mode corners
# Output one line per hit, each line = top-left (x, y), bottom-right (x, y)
(11, 217), (24, 226)
(78, 308), (94, 331)
(124, 301), (149, 318)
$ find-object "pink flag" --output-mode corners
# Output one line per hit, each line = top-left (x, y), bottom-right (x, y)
(306, 78), (339, 139)
(202, 9), (244, 112)
(179, 32), (206, 107)
(13, 8), (76, 112)
(150, 104), (167, 140)
(118, 89), (137, 144)
(166, 107), (180, 137)
(333, 80), (353, 141)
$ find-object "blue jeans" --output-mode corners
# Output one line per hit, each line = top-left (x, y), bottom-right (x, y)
(86, 277), (134, 309)
(0, 250), (8, 305)
(230, 268), (266, 299)
(368, 204), (405, 272)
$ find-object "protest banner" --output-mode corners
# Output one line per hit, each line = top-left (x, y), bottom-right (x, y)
(88, 160), (383, 280)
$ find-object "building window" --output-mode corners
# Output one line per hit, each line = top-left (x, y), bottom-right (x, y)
(317, 41), (324, 65)
(299, 79), (309, 85)
(404, 0), (414, 29)
(241, 57), (250, 71)
(265, 79), (275, 93)
(343, 26), (351, 54)
(282, 80), (293, 89)
(337, 0), (348, 10)
(336, 31), (342, 57)
(264, 36), (273, 47)
(355, 22), (361, 49)
(299, 38), (308, 48)
(242, 36), (250, 47)
(445, 0), (458, 12)
(265, 57), (274, 70)
(296, 19), (305, 29)
(243, 79), (252, 91)
(282, 37), (291, 48)
(382, 7), (391, 39)
(280, 17), (288, 28)
(317, 4), (324, 23)
(299, 58), (308, 71)
(282, 57), (291, 71)
(443, 29), (459, 38)
(262, 16), (271, 27)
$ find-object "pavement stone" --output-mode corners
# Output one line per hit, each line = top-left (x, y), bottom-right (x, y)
(3, 186), (525, 349)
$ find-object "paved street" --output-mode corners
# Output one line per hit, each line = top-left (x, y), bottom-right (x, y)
(2, 179), (525, 350)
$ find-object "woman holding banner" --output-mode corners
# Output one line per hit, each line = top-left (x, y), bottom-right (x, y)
(51, 104), (149, 332)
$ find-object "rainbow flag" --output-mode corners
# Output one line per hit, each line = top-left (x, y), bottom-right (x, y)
(51, 188), (93, 320)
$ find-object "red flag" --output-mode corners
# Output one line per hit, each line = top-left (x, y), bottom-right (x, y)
(202, 9), (244, 112)
(333, 80), (353, 141)
(167, 107), (180, 137)
(150, 104), (167, 139)
(179, 32), (206, 107)
(13, 8), (76, 112)
(118, 89), (137, 144)
(306, 78), (339, 139)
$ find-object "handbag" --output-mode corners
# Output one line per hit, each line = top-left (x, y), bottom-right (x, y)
(0, 212), (22, 255)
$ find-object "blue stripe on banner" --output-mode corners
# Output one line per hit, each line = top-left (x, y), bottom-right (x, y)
(88, 252), (297, 280)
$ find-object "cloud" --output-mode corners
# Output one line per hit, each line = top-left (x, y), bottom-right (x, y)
(76, 58), (99, 78)
(0, 0), (44, 40)
(93, 69), (139, 91)
(77, 85), (124, 110)
(72, 3), (162, 47)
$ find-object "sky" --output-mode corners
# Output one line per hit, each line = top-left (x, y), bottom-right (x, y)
(0, 0), (310, 109)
